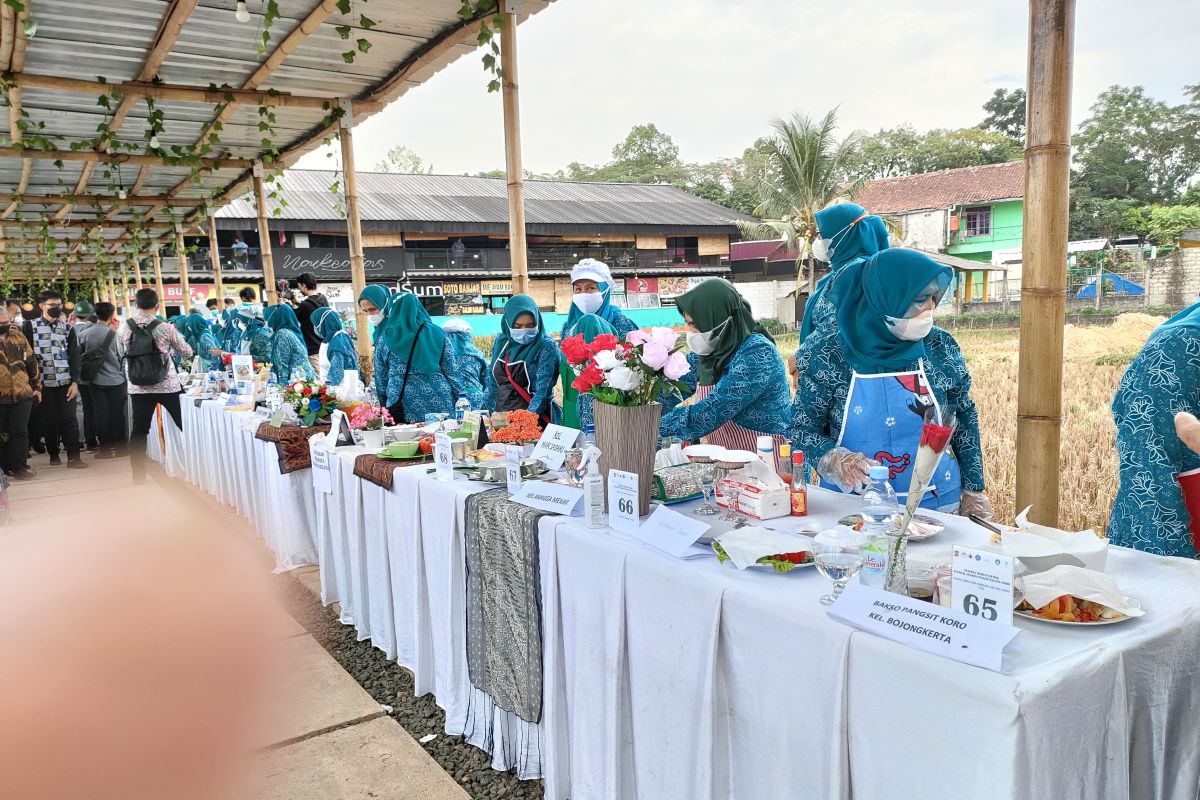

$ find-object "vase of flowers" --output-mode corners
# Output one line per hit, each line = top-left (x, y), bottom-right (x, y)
(282, 379), (336, 427)
(349, 403), (393, 449)
(561, 326), (691, 516)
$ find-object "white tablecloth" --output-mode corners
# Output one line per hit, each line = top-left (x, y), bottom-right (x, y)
(162, 406), (1200, 798)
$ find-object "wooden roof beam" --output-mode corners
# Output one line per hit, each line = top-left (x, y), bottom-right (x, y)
(0, 146), (254, 169)
(0, 192), (208, 207)
(1, 2), (31, 220)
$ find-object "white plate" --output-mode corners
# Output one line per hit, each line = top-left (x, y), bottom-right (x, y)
(837, 513), (946, 540)
(716, 449), (758, 464)
(683, 444), (728, 460)
(1013, 608), (1133, 626)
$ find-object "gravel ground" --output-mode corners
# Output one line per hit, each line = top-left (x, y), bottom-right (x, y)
(275, 574), (544, 800)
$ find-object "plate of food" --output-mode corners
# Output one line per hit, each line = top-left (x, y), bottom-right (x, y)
(838, 513), (946, 540)
(711, 541), (815, 573)
(683, 443), (727, 461)
(1014, 595), (1133, 625)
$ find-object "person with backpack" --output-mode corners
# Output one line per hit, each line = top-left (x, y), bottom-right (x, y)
(118, 288), (192, 482)
(24, 289), (87, 469)
(72, 300), (102, 452)
(77, 302), (127, 459)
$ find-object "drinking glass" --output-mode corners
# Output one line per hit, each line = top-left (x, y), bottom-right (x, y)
(814, 529), (865, 605)
(720, 476), (743, 522)
(690, 460), (718, 516)
(563, 447), (584, 485)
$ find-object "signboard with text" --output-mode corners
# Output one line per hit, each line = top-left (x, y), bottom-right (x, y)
(480, 279), (514, 295)
(273, 247), (407, 280)
(626, 276), (659, 294)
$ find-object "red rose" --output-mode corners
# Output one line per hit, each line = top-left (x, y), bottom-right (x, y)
(571, 361), (604, 392)
(919, 423), (953, 452)
(560, 334), (592, 366)
(302, 387), (313, 396)
(589, 333), (619, 354)
(318, 387), (327, 395)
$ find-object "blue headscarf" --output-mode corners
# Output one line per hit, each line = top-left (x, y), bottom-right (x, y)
(264, 303), (302, 337)
(312, 306), (357, 363)
(831, 248), (952, 374)
(176, 314), (209, 354)
(1157, 301), (1200, 333)
(357, 284), (393, 345)
(221, 308), (241, 351)
(489, 294), (555, 375)
(800, 202), (891, 338)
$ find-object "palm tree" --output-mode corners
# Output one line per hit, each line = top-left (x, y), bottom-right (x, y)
(736, 110), (865, 293)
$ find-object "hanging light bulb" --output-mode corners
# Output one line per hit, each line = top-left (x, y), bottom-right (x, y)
(149, 134), (160, 149)
(234, 0), (250, 23)
(118, 188), (127, 200)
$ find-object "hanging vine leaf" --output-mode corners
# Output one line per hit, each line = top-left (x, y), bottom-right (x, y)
(335, 25), (351, 39)
(359, 15), (376, 29)
(355, 37), (371, 54)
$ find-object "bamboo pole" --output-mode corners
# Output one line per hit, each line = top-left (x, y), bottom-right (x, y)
(151, 244), (166, 312)
(1016, 0), (1075, 525)
(91, 284), (98, 304)
(175, 229), (191, 314)
(207, 214), (224, 305)
(338, 112), (373, 368)
(105, 274), (116, 312)
(0, 147), (254, 169)
(1094, 256), (1103, 311)
(120, 268), (131, 318)
(500, 4), (529, 295)
(0, 192), (207, 207)
(252, 163), (278, 305)
(132, 254), (143, 290)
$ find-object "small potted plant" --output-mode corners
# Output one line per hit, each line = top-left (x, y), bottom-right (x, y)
(489, 408), (544, 457)
(281, 380), (336, 427)
(349, 403), (394, 449)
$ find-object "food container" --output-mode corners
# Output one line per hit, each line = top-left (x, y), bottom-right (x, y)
(907, 566), (936, 603)
(451, 438), (469, 462)
(936, 575), (953, 608)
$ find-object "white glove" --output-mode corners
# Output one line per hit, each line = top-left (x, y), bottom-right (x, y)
(817, 447), (878, 493)
(959, 489), (995, 520)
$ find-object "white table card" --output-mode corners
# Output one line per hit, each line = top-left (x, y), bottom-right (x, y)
(951, 545), (1016, 626)
(511, 481), (584, 516)
(311, 444), (333, 494)
(607, 469), (641, 533)
(434, 432), (454, 481)
(505, 445), (523, 494)
(530, 424), (580, 471)
(631, 505), (710, 558)
(826, 583), (1019, 672)
(329, 408), (355, 447)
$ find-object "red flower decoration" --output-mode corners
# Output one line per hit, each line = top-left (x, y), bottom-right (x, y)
(302, 387), (313, 396)
(919, 423), (953, 452)
(571, 361), (604, 392)
(560, 333), (592, 366)
(589, 333), (619, 354)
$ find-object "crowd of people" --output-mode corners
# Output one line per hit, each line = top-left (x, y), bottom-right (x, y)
(2, 217), (1194, 560)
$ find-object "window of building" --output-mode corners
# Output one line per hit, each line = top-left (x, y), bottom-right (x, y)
(964, 207), (992, 237)
(308, 233), (349, 248)
(666, 236), (699, 264)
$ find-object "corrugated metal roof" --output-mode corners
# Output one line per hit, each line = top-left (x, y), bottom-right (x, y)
(215, 169), (755, 230)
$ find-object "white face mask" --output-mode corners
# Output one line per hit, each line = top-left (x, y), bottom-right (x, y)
(572, 290), (605, 315)
(811, 238), (831, 263)
(886, 309), (935, 342)
(367, 313), (383, 325)
(686, 318), (730, 355)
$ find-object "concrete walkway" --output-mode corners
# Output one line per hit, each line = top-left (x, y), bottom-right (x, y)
(5, 451), (468, 800)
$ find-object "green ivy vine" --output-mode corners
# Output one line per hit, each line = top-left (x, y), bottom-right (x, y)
(458, 0), (505, 92)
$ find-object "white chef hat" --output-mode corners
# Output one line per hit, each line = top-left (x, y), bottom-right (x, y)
(570, 258), (613, 287)
(441, 317), (473, 334)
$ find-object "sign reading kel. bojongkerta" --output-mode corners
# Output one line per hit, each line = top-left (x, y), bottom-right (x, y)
(274, 247), (407, 280)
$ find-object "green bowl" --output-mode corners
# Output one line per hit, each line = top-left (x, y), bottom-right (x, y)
(379, 440), (420, 458)
(448, 431), (472, 440)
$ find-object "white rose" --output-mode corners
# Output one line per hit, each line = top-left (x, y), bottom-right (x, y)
(593, 349), (620, 370)
(607, 364), (643, 391)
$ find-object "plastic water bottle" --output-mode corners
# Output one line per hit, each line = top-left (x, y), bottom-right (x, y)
(580, 424), (596, 448)
(454, 394), (471, 422)
(266, 374), (280, 409)
(859, 465), (898, 587)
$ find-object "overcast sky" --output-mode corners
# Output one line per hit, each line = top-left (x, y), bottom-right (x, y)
(296, 0), (1199, 176)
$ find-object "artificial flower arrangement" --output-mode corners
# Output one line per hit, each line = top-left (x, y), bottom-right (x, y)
(490, 409), (544, 444)
(561, 326), (692, 406)
(282, 379), (336, 426)
(349, 402), (393, 431)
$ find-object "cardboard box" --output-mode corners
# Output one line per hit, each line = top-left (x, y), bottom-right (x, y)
(715, 477), (791, 520)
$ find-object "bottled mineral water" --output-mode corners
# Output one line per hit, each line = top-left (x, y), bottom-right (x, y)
(859, 465), (898, 587)
(454, 394), (471, 422)
(266, 374), (280, 409)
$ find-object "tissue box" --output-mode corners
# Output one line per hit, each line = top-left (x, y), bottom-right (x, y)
(715, 477), (790, 520)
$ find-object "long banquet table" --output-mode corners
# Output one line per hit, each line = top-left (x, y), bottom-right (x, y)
(152, 401), (1200, 800)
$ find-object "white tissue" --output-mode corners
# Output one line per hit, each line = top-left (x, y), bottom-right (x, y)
(1017, 565), (1144, 617)
(733, 458), (787, 490)
(715, 527), (816, 570)
(1004, 506), (1108, 572)
(655, 443), (689, 470)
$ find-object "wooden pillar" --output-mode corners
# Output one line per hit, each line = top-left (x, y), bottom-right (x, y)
(175, 227), (191, 313)
(252, 161), (278, 305)
(1016, 0), (1075, 525)
(339, 105), (372, 366)
(207, 214), (225, 305)
(91, 284), (98, 304)
(120, 267), (131, 317)
(132, 254), (144, 290)
(105, 274), (117, 314)
(151, 243), (166, 312)
(500, 3), (529, 294)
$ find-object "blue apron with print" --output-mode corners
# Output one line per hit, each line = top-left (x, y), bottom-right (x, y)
(818, 362), (961, 511)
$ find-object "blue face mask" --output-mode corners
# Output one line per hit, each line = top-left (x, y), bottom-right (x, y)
(511, 327), (539, 344)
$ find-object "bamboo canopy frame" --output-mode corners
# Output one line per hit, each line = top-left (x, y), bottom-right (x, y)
(1015, 0), (1076, 525)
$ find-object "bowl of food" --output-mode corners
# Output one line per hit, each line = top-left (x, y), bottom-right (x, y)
(379, 440), (420, 459)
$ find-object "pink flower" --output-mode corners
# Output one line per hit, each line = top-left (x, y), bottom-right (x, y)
(626, 328), (651, 346)
(642, 342), (670, 370)
(664, 350), (691, 380)
(646, 326), (680, 350)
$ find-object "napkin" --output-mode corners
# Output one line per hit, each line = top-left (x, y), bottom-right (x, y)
(714, 526), (817, 570)
(1017, 565), (1144, 617)
(1003, 506), (1108, 572)
(655, 443), (688, 470)
(733, 458), (787, 489)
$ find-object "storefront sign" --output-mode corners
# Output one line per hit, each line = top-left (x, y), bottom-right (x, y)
(626, 276), (659, 294)
(399, 280), (443, 298)
(125, 282), (258, 307)
(274, 247), (406, 279)
(444, 281), (481, 295)
(480, 279), (514, 295)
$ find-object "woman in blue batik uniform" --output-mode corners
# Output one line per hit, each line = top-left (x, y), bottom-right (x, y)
(364, 290), (480, 423)
(483, 294), (561, 424)
(311, 306), (358, 387)
(799, 202), (890, 340)
(791, 248), (991, 516)
(1108, 303), (1200, 558)
(177, 314), (221, 371)
(263, 303), (316, 383)
(238, 304), (271, 363)
(658, 278), (790, 448)
(441, 318), (489, 397)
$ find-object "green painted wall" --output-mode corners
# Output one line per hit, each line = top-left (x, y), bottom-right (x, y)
(948, 199), (1023, 261)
